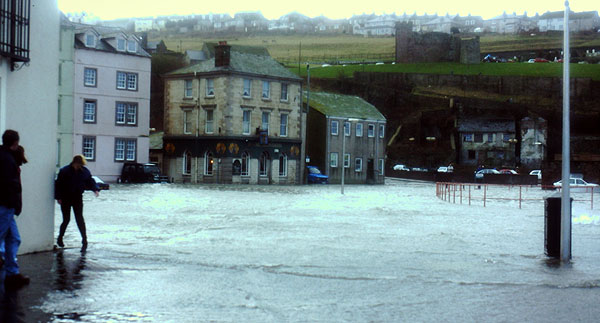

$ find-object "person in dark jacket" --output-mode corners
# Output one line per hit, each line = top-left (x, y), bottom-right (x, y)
(0, 129), (30, 290)
(55, 155), (99, 251)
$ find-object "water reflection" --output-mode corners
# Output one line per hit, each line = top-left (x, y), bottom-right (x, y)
(0, 287), (25, 323)
(54, 250), (87, 291)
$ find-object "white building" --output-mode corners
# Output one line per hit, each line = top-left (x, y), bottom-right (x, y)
(1, 0), (60, 253)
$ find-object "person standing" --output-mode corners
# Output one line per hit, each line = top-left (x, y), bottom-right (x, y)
(55, 155), (99, 251)
(0, 130), (30, 290)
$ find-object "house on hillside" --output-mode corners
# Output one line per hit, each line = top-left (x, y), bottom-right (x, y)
(162, 42), (305, 184)
(485, 12), (535, 34)
(1, 0), (60, 253)
(305, 92), (386, 184)
(520, 117), (547, 169)
(537, 10), (600, 32)
(58, 20), (151, 181)
(458, 118), (516, 167)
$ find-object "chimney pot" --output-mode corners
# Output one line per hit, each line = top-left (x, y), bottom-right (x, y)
(215, 41), (231, 67)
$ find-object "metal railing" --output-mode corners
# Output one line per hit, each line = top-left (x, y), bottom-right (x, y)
(436, 182), (596, 209)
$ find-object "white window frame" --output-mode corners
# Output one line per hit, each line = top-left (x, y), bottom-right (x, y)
(259, 152), (269, 176)
(126, 104), (137, 125)
(126, 140), (136, 161)
(262, 81), (270, 99)
(280, 114), (288, 137)
(261, 111), (270, 134)
(242, 110), (251, 135)
(356, 123), (363, 137)
(117, 38), (126, 51)
(116, 103), (126, 124)
(82, 136), (95, 161)
(115, 138), (125, 161)
(343, 153), (350, 168)
(331, 120), (339, 136)
(243, 79), (252, 98)
(117, 71), (127, 89)
(344, 122), (351, 136)
(115, 138), (136, 161)
(279, 154), (287, 177)
(84, 68), (96, 87)
(127, 73), (137, 91)
(127, 40), (137, 53)
(241, 152), (250, 176)
(355, 158), (363, 172)
(183, 109), (193, 134)
(379, 159), (384, 175)
(330, 152), (338, 168)
(280, 83), (288, 102)
(368, 124), (375, 137)
(85, 33), (95, 47)
(206, 79), (215, 97)
(184, 80), (193, 98)
(379, 124), (385, 138)
(83, 100), (96, 123)
(205, 109), (214, 134)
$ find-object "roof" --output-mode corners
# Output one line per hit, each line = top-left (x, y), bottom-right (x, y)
(185, 50), (208, 61)
(304, 92), (385, 121)
(69, 22), (151, 58)
(458, 118), (515, 132)
(539, 10), (599, 20)
(168, 51), (301, 81)
(149, 131), (164, 150)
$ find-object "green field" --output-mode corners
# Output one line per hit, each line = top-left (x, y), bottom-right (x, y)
(289, 62), (600, 80)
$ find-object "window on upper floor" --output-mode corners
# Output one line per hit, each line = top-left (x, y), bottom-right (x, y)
(117, 71), (138, 91)
(206, 78), (215, 97)
(184, 80), (193, 98)
(116, 102), (137, 126)
(117, 38), (126, 51)
(356, 123), (363, 137)
(261, 111), (270, 134)
(0, 0), (30, 64)
(331, 120), (339, 136)
(127, 40), (137, 53)
(82, 136), (96, 161)
(262, 81), (270, 99)
(280, 83), (288, 102)
(83, 100), (96, 123)
(243, 79), (252, 98)
(205, 109), (214, 134)
(379, 124), (385, 139)
(344, 122), (351, 136)
(85, 33), (96, 47)
(368, 124), (375, 137)
(280, 114), (288, 137)
(84, 68), (97, 87)
(183, 109), (193, 134)
(242, 110), (251, 135)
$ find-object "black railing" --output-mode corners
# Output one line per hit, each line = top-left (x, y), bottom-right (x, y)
(0, 0), (30, 65)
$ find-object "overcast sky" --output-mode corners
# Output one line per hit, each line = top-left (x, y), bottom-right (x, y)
(57, 0), (598, 21)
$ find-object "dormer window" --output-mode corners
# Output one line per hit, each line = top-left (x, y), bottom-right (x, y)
(127, 40), (137, 53)
(117, 38), (126, 51)
(85, 34), (96, 47)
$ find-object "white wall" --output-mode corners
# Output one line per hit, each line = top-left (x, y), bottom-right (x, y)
(0, 0), (60, 253)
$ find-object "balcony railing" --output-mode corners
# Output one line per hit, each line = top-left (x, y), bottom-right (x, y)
(0, 0), (30, 67)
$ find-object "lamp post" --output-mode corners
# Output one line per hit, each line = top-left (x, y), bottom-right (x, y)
(561, 0), (572, 262)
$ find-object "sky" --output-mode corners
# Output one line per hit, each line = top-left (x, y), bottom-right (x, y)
(57, 0), (599, 21)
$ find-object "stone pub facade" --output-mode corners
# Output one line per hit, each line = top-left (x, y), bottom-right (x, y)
(162, 42), (305, 184)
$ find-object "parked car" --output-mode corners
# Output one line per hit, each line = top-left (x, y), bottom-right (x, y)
(119, 162), (168, 183)
(553, 178), (599, 193)
(92, 176), (109, 190)
(307, 166), (328, 184)
(411, 167), (428, 172)
(475, 168), (500, 179)
(527, 58), (535, 63)
(534, 58), (549, 63)
(437, 166), (453, 173)
(499, 169), (517, 175)
(529, 170), (542, 180)
(393, 164), (410, 171)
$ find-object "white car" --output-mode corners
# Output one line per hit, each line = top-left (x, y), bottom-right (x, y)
(437, 166), (453, 173)
(553, 178), (599, 192)
(393, 164), (410, 171)
(529, 170), (542, 180)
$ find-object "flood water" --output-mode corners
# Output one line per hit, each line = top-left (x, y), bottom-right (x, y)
(10, 179), (600, 321)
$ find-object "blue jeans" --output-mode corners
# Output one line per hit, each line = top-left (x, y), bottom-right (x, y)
(0, 205), (21, 276)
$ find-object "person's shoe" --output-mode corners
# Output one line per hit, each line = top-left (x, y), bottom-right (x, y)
(5, 273), (30, 290)
(57, 236), (64, 248)
(81, 239), (88, 252)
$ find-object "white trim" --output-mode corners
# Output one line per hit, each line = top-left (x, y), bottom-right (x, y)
(355, 158), (363, 172)
(331, 120), (339, 136)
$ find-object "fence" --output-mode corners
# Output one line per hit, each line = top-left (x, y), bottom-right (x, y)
(436, 182), (596, 209)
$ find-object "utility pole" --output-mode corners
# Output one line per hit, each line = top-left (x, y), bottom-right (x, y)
(560, 0), (572, 263)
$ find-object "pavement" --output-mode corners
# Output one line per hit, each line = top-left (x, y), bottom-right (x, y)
(1, 248), (72, 322)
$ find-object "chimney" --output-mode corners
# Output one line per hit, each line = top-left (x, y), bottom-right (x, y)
(215, 41), (231, 67)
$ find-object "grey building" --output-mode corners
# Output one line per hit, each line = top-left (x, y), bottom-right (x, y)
(458, 118), (516, 167)
(305, 92), (386, 184)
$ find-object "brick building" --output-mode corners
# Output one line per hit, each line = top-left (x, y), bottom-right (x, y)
(162, 42), (305, 184)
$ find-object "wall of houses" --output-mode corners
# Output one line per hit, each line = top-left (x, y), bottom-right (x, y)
(459, 132), (516, 166)
(0, 0), (60, 254)
(164, 73), (304, 184)
(520, 117), (547, 169)
(58, 20), (75, 171)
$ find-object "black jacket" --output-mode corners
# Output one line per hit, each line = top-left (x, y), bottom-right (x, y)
(0, 146), (21, 211)
(55, 164), (99, 200)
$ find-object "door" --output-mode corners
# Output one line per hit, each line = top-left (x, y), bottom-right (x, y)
(367, 159), (374, 183)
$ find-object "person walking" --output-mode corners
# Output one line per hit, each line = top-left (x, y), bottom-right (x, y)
(0, 129), (30, 290)
(55, 155), (99, 251)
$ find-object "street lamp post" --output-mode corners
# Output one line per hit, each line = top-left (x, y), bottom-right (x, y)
(561, 0), (572, 262)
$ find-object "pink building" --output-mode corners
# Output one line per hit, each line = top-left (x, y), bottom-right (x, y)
(68, 23), (151, 181)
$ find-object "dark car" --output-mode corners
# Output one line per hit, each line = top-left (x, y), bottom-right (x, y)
(119, 162), (168, 183)
(307, 166), (328, 184)
(92, 176), (110, 190)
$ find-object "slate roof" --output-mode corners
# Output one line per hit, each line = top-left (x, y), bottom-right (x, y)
(539, 10), (599, 20)
(458, 118), (515, 132)
(304, 92), (385, 121)
(185, 50), (208, 61)
(69, 22), (151, 58)
(168, 51), (301, 81)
